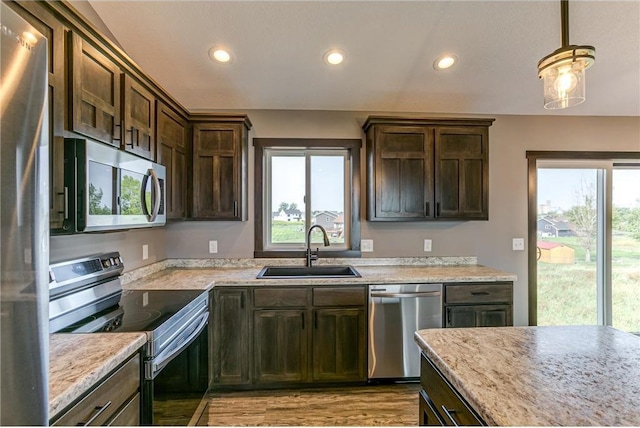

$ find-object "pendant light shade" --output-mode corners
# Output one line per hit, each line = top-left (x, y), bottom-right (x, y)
(538, 0), (595, 109)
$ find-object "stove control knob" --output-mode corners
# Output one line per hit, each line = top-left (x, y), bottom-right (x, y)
(102, 259), (111, 268)
(113, 318), (122, 327)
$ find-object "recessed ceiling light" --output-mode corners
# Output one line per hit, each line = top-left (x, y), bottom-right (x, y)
(434, 54), (457, 70)
(324, 49), (345, 66)
(209, 48), (233, 64)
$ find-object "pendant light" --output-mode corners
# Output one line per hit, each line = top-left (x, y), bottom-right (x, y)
(537, 0), (595, 109)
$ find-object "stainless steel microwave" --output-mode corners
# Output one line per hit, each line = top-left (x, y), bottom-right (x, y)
(53, 138), (166, 234)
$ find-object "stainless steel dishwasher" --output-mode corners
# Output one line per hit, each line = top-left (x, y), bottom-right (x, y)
(368, 284), (442, 380)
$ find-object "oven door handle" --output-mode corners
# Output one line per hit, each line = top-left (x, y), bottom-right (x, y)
(148, 311), (209, 380)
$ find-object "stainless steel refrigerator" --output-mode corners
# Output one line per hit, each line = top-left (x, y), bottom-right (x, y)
(1, 2), (50, 425)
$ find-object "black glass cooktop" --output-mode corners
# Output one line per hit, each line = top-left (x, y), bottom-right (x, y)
(64, 289), (206, 333)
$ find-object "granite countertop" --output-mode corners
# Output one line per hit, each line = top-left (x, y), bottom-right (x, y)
(122, 258), (516, 290)
(49, 333), (147, 420)
(414, 326), (640, 426)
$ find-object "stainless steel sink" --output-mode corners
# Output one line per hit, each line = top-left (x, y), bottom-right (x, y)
(256, 265), (361, 279)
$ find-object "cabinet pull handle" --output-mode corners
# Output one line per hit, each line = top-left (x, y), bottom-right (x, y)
(425, 202), (430, 217)
(233, 200), (238, 217)
(436, 202), (441, 217)
(77, 401), (112, 426)
(441, 405), (459, 427)
(447, 308), (451, 325)
(471, 291), (490, 296)
(113, 123), (121, 142)
(301, 313), (305, 329)
(63, 187), (69, 220)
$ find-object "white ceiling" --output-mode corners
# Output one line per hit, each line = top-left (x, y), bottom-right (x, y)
(87, 0), (640, 116)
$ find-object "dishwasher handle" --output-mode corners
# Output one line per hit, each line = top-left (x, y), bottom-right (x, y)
(370, 291), (441, 298)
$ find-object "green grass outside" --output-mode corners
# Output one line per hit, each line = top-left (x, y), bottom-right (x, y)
(271, 220), (344, 244)
(537, 234), (640, 333)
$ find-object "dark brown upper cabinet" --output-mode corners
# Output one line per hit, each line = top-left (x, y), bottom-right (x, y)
(435, 126), (490, 219)
(156, 101), (188, 219)
(191, 115), (252, 220)
(366, 125), (435, 220)
(122, 74), (155, 160)
(69, 32), (122, 147)
(363, 116), (494, 221)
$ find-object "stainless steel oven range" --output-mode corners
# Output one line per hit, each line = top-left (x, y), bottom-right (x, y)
(49, 252), (209, 425)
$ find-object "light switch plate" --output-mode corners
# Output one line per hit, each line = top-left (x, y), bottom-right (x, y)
(209, 240), (218, 254)
(424, 239), (432, 252)
(512, 238), (525, 251)
(361, 239), (374, 252)
(142, 244), (149, 260)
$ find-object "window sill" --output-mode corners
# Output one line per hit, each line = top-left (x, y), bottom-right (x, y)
(254, 250), (362, 259)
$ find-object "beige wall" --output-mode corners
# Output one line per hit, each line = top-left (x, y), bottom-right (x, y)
(166, 111), (640, 327)
(50, 110), (640, 326)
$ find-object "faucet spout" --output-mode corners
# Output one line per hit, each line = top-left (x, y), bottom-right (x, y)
(306, 225), (330, 267)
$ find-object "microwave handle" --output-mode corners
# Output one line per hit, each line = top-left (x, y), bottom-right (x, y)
(149, 168), (161, 222)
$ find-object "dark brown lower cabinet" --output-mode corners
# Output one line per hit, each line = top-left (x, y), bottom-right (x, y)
(212, 289), (250, 386)
(312, 308), (366, 381)
(254, 309), (308, 383)
(445, 304), (512, 328)
(211, 286), (366, 389)
(443, 282), (513, 328)
(419, 353), (484, 426)
(51, 354), (141, 426)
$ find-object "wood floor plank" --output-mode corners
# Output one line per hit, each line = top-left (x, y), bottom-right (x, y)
(205, 384), (419, 426)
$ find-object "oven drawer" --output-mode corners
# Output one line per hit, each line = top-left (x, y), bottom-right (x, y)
(53, 355), (141, 426)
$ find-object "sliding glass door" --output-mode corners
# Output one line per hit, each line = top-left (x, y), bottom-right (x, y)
(611, 168), (640, 332)
(528, 153), (639, 334)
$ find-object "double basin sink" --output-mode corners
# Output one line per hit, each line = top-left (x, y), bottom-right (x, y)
(256, 265), (361, 279)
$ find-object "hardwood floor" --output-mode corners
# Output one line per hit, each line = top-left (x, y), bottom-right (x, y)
(200, 384), (420, 426)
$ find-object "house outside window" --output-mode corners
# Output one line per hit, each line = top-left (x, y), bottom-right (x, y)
(254, 138), (361, 258)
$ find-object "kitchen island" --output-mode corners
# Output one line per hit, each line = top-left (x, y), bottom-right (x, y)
(414, 326), (640, 426)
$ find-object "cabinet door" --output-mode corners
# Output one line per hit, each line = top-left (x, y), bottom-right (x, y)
(446, 305), (512, 328)
(122, 75), (155, 160)
(212, 289), (251, 386)
(192, 123), (245, 220)
(156, 101), (187, 219)
(70, 32), (121, 147)
(254, 309), (308, 383)
(312, 308), (366, 381)
(435, 127), (488, 219)
(369, 126), (434, 220)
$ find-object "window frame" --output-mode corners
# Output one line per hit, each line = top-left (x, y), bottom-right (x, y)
(254, 138), (362, 258)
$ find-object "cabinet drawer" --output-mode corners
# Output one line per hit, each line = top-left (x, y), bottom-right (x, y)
(107, 393), (140, 426)
(420, 355), (483, 426)
(53, 354), (140, 426)
(254, 288), (308, 307)
(313, 287), (365, 306)
(445, 283), (512, 304)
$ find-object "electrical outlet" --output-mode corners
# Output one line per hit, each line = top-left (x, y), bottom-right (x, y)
(424, 239), (432, 252)
(208, 240), (218, 254)
(142, 244), (149, 260)
(361, 239), (374, 252)
(512, 238), (525, 251)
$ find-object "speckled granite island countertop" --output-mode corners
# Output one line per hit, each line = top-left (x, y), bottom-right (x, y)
(49, 333), (147, 419)
(414, 326), (640, 426)
(121, 257), (516, 289)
